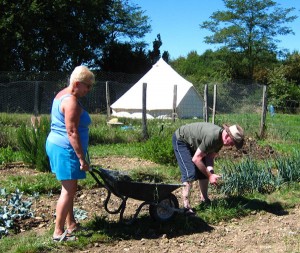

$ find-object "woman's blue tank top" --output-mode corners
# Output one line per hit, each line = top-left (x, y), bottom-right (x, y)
(47, 94), (91, 150)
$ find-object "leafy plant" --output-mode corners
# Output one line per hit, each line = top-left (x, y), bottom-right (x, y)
(16, 117), (50, 172)
(0, 188), (34, 238)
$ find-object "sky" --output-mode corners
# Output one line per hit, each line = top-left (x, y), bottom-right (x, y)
(132, 0), (300, 59)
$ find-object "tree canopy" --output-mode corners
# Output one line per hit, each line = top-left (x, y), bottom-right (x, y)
(200, 0), (297, 79)
(0, 0), (155, 72)
(0, 0), (112, 71)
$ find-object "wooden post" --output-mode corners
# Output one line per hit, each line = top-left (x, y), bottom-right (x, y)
(212, 84), (217, 124)
(260, 85), (267, 138)
(203, 84), (208, 122)
(33, 81), (39, 116)
(172, 85), (177, 122)
(142, 83), (149, 140)
(106, 81), (111, 118)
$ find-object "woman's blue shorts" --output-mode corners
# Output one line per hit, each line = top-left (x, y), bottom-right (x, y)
(46, 140), (86, 181)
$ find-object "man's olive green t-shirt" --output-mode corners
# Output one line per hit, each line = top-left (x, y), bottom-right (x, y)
(175, 122), (223, 153)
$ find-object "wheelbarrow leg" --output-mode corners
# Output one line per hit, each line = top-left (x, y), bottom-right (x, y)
(103, 191), (128, 215)
(120, 201), (149, 225)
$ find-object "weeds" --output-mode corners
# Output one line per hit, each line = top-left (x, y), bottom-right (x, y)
(0, 146), (17, 165)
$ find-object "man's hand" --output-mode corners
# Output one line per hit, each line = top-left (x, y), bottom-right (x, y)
(208, 173), (221, 186)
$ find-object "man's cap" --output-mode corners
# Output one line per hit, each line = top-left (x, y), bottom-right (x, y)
(223, 124), (245, 149)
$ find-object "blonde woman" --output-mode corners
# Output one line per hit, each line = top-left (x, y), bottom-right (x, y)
(46, 66), (94, 242)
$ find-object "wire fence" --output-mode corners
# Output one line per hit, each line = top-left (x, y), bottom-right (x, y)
(0, 71), (299, 141)
(0, 71), (141, 115)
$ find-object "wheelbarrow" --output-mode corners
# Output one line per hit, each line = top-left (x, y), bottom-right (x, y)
(89, 167), (183, 224)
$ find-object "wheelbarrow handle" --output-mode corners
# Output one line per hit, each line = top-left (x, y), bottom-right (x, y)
(89, 168), (127, 215)
(89, 168), (105, 188)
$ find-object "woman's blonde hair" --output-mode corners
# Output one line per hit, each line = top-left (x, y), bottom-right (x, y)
(70, 66), (95, 85)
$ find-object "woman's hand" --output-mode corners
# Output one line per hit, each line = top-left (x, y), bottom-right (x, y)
(79, 159), (90, 171)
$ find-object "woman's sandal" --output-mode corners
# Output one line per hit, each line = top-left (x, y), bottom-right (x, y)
(52, 230), (77, 242)
(67, 223), (86, 234)
(183, 208), (196, 216)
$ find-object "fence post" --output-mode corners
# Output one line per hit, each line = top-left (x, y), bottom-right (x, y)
(212, 84), (217, 124)
(203, 84), (208, 122)
(106, 81), (111, 118)
(260, 85), (267, 138)
(142, 83), (149, 140)
(34, 81), (40, 116)
(172, 85), (177, 122)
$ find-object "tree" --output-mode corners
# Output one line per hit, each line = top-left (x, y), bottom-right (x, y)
(171, 49), (231, 87)
(98, 0), (152, 72)
(267, 65), (300, 113)
(98, 42), (151, 73)
(162, 51), (170, 63)
(0, 0), (152, 72)
(148, 34), (162, 65)
(283, 51), (300, 85)
(0, 0), (111, 71)
(147, 34), (170, 65)
(200, 0), (297, 80)
(102, 0), (151, 47)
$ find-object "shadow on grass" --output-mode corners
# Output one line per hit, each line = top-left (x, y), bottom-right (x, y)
(79, 195), (289, 243)
(86, 213), (214, 241)
(224, 196), (289, 216)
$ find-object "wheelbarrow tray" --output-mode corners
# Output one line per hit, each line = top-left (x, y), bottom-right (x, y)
(96, 168), (182, 202)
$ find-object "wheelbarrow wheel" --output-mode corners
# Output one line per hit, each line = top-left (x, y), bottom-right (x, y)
(149, 194), (179, 222)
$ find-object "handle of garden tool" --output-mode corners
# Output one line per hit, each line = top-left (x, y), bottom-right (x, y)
(80, 150), (92, 171)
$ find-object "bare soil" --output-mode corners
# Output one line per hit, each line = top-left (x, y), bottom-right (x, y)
(1, 139), (300, 252)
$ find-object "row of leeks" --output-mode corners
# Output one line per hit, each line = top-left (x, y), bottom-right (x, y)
(218, 150), (300, 196)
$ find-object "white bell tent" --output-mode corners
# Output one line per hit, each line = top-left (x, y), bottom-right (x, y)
(111, 58), (203, 119)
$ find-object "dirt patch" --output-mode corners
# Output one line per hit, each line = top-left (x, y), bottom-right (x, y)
(1, 140), (299, 252)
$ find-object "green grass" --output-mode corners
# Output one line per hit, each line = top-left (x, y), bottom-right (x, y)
(0, 112), (299, 252)
(89, 142), (145, 157)
(0, 230), (54, 253)
(0, 172), (60, 194)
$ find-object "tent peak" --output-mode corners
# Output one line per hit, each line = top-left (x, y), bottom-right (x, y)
(153, 57), (166, 67)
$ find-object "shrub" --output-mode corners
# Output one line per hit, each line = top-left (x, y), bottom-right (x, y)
(140, 134), (176, 166)
(16, 117), (50, 172)
(89, 124), (142, 145)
